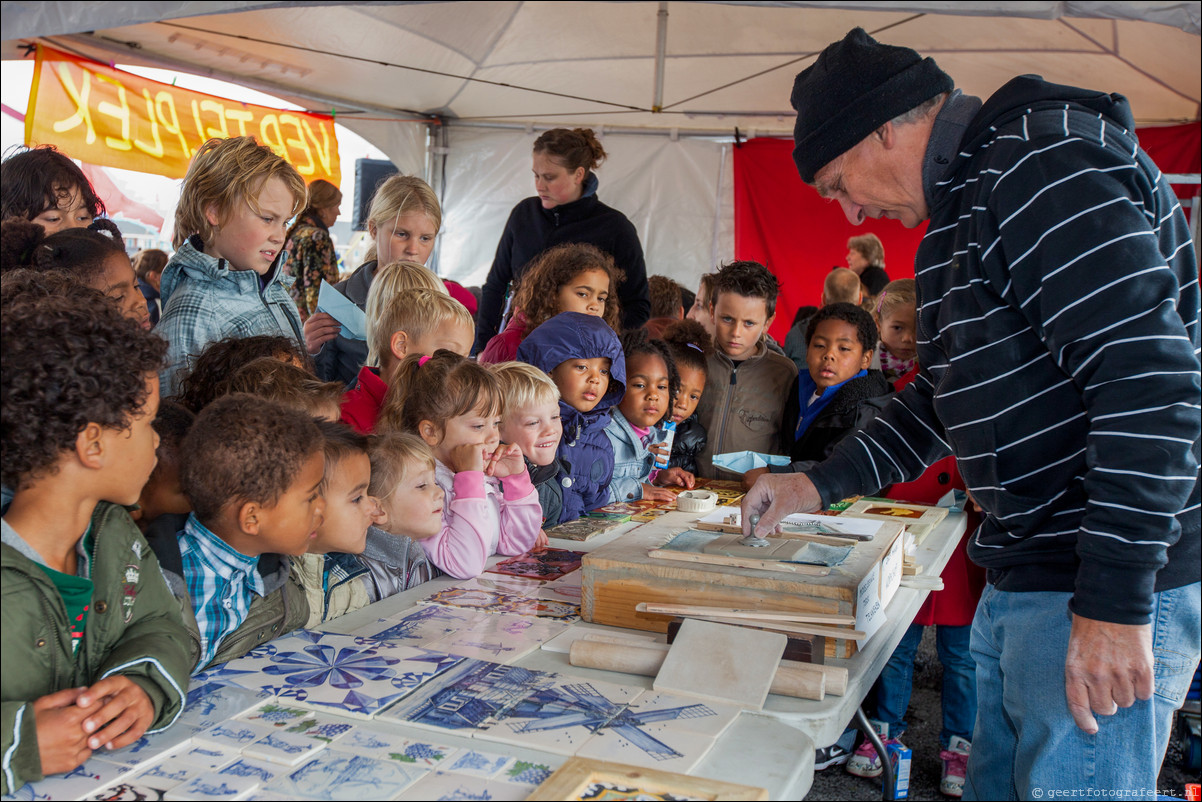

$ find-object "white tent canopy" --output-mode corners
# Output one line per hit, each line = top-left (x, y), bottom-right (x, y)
(4, 1), (1198, 285)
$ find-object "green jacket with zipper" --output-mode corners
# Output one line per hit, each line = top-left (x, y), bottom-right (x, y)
(1, 502), (193, 794)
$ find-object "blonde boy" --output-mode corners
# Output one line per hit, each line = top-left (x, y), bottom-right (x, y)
(341, 287), (473, 434)
(492, 362), (565, 525)
(158, 136), (308, 395)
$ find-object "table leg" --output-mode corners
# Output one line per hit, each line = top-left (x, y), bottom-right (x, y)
(854, 705), (894, 801)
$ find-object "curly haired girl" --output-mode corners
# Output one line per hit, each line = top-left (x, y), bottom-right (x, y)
(478, 242), (622, 363)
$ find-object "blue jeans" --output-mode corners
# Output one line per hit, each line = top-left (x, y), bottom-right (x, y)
(875, 622), (976, 747)
(964, 582), (1201, 801)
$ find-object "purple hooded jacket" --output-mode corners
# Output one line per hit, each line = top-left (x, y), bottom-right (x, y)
(517, 312), (626, 524)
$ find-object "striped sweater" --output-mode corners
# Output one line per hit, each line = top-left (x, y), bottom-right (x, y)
(807, 77), (1200, 625)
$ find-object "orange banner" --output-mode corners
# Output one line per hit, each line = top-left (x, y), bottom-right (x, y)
(26, 45), (340, 185)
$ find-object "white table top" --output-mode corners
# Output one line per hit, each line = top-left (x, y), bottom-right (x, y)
(324, 507), (968, 799)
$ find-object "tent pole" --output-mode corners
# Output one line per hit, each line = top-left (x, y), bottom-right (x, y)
(653, 1), (669, 113)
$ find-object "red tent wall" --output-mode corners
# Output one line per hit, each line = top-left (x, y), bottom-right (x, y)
(735, 122), (1200, 343)
(733, 138), (927, 343)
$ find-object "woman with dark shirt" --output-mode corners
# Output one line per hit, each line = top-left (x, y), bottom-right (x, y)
(474, 128), (649, 353)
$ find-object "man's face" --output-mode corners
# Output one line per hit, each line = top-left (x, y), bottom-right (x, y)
(812, 126), (929, 229)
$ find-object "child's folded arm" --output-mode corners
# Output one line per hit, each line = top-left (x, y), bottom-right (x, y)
(1, 701), (40, 794)
(420, 472), (492, 579)
(496, 472), (541, 556)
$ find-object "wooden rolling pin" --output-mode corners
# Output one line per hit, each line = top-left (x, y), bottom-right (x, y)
(568, 639), (848, 700)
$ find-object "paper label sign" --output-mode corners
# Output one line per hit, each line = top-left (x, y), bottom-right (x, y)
(27, 45), (340, 184)
(316, 280), (367, 340)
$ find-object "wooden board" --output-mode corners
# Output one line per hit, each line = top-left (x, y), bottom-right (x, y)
(528, 756), (770, 800)
(653, 619), (787, 710)
(582, 520), (903, 659)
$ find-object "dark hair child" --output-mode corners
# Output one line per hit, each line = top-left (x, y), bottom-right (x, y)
(604, 328), (681, 503)
(132, 400), (195, 532)
(1, 288), (190, 793)
(0, 219), (149, 328)
(1, 145), (104, 232)
(172, 335), (312, 413)
(661, 319), (713, 480)
(781, 302), (893, 466)
(152, 394), (324, 673)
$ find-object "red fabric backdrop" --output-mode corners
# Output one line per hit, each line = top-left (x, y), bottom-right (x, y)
(735, 122), (1200, 343)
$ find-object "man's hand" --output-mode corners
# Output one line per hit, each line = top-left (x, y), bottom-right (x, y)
(302, 312), (341, 355)
(78, 676), (155, 751)
(654, 467), (694, 489)
(1064, 614), (1154, 734)
(740, 472), (822, 538)
(32, 688), (98, 775)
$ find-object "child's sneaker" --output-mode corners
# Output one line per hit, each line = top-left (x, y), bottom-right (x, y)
(939, 735), (971, 797)
(846, 720), (901, 779)
(814, 728), (858, 770)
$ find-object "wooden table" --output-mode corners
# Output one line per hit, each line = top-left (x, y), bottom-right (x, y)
(326, 508), (968, 799)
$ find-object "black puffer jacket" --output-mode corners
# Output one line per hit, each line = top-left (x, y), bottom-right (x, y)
(780, 370), (893, 466)
(668, 414), (706, 474)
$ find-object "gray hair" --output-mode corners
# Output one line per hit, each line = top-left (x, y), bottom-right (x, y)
(891, 92), (949, 126)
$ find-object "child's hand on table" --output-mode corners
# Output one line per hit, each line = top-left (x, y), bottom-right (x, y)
(641, 484), (677, 503)
(654, 467), (694, 489)
(78, 676), (155, 751)
(33, 687), (99, 774)
(534, 529), (550, 548)
(449, 442), (488, 473)
(485, 443), (525, 479)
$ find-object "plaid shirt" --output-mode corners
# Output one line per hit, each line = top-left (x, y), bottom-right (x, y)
(178, 513), (264, 672)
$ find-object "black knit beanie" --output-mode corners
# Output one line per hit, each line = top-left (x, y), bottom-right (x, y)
(791, 28), (953, 184)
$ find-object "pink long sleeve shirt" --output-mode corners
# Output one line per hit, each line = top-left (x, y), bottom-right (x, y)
(424, 461), (542, 579)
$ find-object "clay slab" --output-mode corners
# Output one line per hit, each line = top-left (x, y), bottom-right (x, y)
(653, 619), (786, 710)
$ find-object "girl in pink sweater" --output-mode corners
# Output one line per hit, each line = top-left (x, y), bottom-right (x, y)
(377, 351), (541, 578)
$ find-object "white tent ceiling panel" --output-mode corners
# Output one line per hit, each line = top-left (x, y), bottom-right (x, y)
(6, 2), (1195, 130)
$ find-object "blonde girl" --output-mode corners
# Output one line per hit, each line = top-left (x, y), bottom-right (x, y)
(377, 351), (541, 578)
(306, 175), (442, 384)
(872, 278), (918, 384)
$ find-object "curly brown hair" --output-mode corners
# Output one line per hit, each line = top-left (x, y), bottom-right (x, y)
(180, 393), (323, 523)
(1, 144), (105, 222)
(227, 357), (344, 418)
(661, 318), (713, 377)
(173, 335), (313, 413)
(512, 243), (623, 333)
(0, 218), (126, 287)
(1, 286), (166, 490)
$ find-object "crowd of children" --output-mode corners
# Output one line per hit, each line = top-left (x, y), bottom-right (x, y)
(1, 139), (976, 797)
